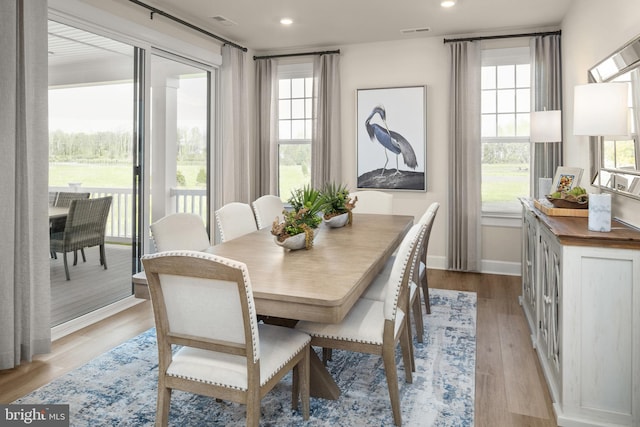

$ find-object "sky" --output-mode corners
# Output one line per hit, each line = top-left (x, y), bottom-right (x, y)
(49, 78), (207, 134)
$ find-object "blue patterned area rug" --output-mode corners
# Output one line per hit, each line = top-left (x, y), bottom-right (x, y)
(16, 289), (476, 426)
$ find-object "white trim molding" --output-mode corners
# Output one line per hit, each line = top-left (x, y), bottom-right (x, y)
(51, 296), (144, 342)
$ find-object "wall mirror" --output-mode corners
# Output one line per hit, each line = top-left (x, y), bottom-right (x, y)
(589, 34), (640, 199)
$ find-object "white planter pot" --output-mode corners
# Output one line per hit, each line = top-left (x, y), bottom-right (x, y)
(323, 212), (349, 228)
(274, 228), (319, 250)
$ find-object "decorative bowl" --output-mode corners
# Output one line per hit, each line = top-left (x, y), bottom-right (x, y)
(274, 228), (319, 250)
(545, 194), (589, 209)
(323, 212), (349, 228)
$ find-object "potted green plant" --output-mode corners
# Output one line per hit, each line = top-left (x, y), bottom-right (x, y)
(271, 185), (323, 250)
(319, 182), (357, 228)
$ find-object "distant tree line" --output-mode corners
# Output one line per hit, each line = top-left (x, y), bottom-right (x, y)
(49, 128), (206, 162)
(482, 142), (529, 164)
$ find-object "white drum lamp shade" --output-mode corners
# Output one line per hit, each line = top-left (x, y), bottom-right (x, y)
(573, 83), (629, 137)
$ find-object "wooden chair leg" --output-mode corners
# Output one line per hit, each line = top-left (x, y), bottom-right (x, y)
(80, 248), (86, 263)
(412, 294), (424, 343)
(322, 348), (332, 365)
(399, 322), (414, 378)
(292, 364), (299, 411)
(299, 346), (310, 420)
(73, 250), (78, 266)
(422, 275), (431, 315)
(100, 244), (107, 269)
(63, 252), (70, 281)
(156, 385), (171, 427)
(403, 313), (415, 373)
(246, 396), (260, 427)
(382, 346), (403, 426)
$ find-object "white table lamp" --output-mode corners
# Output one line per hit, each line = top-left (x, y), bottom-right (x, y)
(574, 83), (628, 137)
(573, 82), (629, 232)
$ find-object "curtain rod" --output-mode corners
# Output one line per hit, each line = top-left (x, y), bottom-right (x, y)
(443, 30), (561, 44)
(127, 0), (247, 52)
(253, 50), (340, 60)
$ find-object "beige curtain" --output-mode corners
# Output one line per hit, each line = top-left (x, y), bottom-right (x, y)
(0, 0), (51, 369)
(447, 41), (482, 272)
(311, 53), (342, 187)
(531, 34), (563, 196)
(221, 45), (250, 204)
(254, 59), (278, 196)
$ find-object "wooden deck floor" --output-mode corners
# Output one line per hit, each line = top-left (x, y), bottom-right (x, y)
(50, 243), (133, 326)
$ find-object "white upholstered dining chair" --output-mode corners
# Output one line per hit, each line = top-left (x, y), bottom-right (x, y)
(252, 195), (284, 229)
(141, 250), (311, 427)
(350, 190), (393, 214)
(295, 223), (422, 426)
(215, 202), (258, 242)
(361, 202), (439, 341)
(417, 202), (439, 314)
(150, 213), (210, 252)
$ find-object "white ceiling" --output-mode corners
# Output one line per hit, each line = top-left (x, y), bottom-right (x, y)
(146, 0), (574, 52)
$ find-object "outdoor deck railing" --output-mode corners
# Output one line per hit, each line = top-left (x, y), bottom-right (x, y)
(49, 186), (207, 242)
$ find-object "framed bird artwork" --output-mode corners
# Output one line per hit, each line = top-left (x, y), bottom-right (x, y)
(356, 85), (427, 191)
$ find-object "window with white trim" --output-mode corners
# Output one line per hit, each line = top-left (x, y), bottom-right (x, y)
(277, 63), (313, 200)
(481, 47), (531, 215)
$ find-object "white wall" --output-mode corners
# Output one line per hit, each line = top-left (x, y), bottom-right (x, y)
(339, 37), (451, 269)
(562, 0), (640, 227)
(339, 37), (522, 273)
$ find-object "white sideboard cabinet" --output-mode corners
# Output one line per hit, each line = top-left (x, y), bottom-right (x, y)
(520, 199), (640, 427)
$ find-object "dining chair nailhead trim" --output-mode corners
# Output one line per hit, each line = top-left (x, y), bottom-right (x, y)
(143, 250), (260, 363)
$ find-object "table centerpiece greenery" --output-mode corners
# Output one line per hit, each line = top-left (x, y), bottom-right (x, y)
(271, 185), (323, 250)
(320, 182), (357, 227)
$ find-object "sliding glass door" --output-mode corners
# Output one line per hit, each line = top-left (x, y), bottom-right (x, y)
(48, 20), (214, 327)
(148, 52), (210, 237)
(48, 20), (138, 326)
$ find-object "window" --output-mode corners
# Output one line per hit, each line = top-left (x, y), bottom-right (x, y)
(277, 63), (313, 199)
(603, 73), (638, 171)
(481, 47), (531, 214)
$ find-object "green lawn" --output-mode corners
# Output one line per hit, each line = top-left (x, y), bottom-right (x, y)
(482, 163), (529, 202)
(49, 162), (206, 188)
(50, 162), (530, 204)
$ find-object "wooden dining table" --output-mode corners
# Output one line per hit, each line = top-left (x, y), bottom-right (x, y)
(136, 213), (413, 399)
(203, 213), (413, 324)
(203, 213), (414, 399)
(49, 206), (69, 220)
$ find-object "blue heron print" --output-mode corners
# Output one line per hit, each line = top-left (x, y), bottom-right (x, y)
(365, 105), (418, 176)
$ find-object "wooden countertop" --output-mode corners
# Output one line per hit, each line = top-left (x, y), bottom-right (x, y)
(521, 198), (640, 250)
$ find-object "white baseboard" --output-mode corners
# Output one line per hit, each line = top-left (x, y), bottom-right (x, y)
(427, 255), (521, 276)
(51, 296), (144, 342)
(481, 260), (521, 276)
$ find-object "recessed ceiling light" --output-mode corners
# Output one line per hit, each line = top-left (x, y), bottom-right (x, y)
(280, 18), (293, 25)
(441, 0), (456, 7)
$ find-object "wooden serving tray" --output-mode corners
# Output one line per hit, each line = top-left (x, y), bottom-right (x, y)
(534, 199), (589, 217)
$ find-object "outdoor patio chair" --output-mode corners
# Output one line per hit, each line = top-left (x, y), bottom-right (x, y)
(50, 196), (112, 280)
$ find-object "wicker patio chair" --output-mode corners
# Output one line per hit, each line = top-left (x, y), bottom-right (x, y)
(48, 191), (58, 206)
(50, 192), (91, 259)
(54, 191), (91, 208)
(50, 196), (112, 280)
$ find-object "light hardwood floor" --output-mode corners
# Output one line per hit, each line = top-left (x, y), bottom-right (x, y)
(0, 270), (556, 426)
